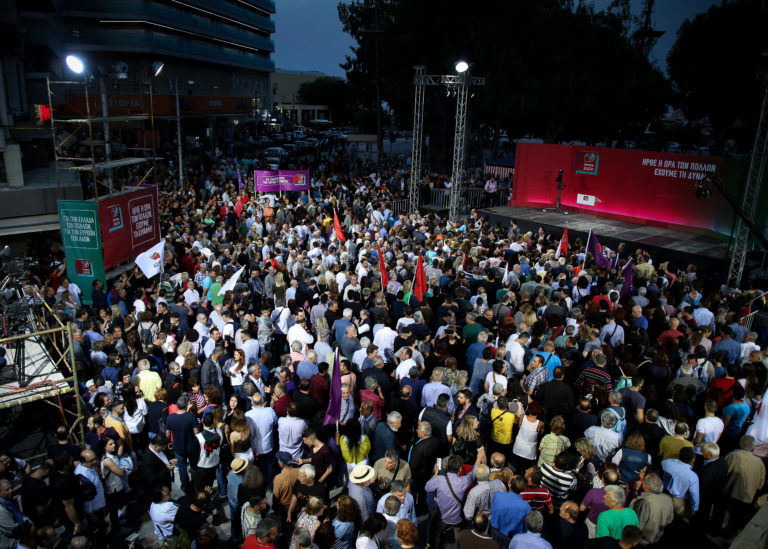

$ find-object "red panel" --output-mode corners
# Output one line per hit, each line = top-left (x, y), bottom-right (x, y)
(98, 188), (160, 270)
(512, 143), (745, 235)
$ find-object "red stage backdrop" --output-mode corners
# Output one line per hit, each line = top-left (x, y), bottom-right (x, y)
(98, 188), (160, 270)
(512, 143), (747, 235)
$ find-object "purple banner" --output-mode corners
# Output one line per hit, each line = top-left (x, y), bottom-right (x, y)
(254, 170), (280, 193)
(254, 170), (310, 192)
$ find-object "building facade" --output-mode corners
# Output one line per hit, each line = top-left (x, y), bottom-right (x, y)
(0, 0), (275, 233)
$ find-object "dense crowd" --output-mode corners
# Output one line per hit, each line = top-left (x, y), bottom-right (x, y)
(1, 135), (767, 549)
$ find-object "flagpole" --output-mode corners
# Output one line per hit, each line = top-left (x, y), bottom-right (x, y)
(582, 230), (592, 270)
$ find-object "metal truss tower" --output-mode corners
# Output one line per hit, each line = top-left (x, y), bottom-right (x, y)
(409, 66), (426, 214)
(408, 67), (485, 220)
(449, 71), (469, 223)
(729, 86), (768, 286)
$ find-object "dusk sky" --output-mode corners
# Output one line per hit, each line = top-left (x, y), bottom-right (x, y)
(273, 0), (720, 78)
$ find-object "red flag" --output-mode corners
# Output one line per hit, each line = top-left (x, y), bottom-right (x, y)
(333, 209), (346, 243)
(413, 251), (427, 302)
(555, 225), (568, 259)
(235, 201), (243, 218)
(377, 244), (389, 290)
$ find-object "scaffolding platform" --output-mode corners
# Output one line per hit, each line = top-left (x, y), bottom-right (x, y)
(0, 338), (72, 410)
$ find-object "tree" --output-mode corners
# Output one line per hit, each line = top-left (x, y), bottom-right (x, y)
(297, 77), (357, 125)
(338, 0), (670, 169)
(667, 0), (768, 150)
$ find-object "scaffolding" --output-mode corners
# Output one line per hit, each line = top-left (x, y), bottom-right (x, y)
(0, 323), (86, 453)
(46, 75), (156, 199)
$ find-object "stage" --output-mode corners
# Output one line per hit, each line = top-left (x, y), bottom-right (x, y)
(479, 205), (730, 270)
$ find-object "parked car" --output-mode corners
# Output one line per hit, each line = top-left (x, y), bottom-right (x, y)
(263, 146), (288, 159)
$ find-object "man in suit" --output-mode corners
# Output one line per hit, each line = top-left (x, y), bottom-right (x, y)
(139, 434), (174, 502)
(694, 441), (728, 538)
(408, 421), (440, 513)
(371, 411), (402, 462)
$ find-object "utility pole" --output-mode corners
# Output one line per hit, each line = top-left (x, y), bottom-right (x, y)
(99, 78), (113, 189)
(373, 0), (382, 158)
(175, 77), (184, 188)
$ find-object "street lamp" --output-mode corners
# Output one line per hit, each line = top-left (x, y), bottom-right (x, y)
(455, 60), (469, 73)
(152, 61), (165, 77)
(65, 55), (85, 74)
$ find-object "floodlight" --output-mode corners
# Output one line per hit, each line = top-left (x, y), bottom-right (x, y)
(66, 55), (85, 74)
(455, 60), (469, 73)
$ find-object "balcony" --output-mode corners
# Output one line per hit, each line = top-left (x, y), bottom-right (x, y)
(68, 28), (274, 73)
(60, 0), (275, 52)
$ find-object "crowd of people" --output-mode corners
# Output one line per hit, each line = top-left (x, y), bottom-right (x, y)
(1, 136), (767, 549)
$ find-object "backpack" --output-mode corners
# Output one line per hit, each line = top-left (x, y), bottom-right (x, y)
(139, 322), (155, 346)
(201, 428), (221, 456)
(75, 473), (98, 501)
(606, 407), (627, 438)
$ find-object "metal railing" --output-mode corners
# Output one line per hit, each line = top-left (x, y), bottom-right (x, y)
(386, 198), (410, 216)
(740, 311), (757, 329)
(419, 187), (509, 211)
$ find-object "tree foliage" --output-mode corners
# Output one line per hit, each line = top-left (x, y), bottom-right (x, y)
(297, 77), (357, 125)
(338, 0), (670, 145)
(667, 0), (768, 149)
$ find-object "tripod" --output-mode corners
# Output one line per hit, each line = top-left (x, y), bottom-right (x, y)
(542, 169), (568, 214)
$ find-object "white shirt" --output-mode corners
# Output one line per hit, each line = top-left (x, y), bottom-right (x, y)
(373, 327), (397, 359)
(584, 426), (622, 461)
(395, 358), (417, 380)
(505, 338), (526, 374)
(133, 298), (146, 319)
(287, 323), (314, 352)
(150, 501), (179, 539)
(271, 306), (291, 335)
(245, 406), (278, 454)
(396, 317), (415, 330)
(695, 416), (724, 448)
(183, 288), (200, 306)
(57, 283), (82, 307)
(123, 398), (148, 434)
(193, 321), (210, 338)
(741, 342), (760, 364)
(228, 361), (248, 386)
(352, 348), (368, 370)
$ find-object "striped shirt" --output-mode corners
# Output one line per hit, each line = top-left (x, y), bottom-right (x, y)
(520, 485), (553, 512)
(540, 462), (576, 508)
(577, 365), (613, 392)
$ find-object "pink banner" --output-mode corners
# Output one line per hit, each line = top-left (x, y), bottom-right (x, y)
(254, 170), (310, 192)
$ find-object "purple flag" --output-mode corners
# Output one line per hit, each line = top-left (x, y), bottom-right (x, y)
(323, 349), (342, 426)
(237, 167), (244, 190)
(620, 258), (634, 298)
(587, 229), (612, 269)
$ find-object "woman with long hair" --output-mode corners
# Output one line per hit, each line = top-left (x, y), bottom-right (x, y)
(338, 419), (371, 475)
(122, 384), (148, 448)
(452, 414), (484, 466)
(332, 495), (359, 549)
(99, 436), (126, 535)
(229, 409), (254, 463)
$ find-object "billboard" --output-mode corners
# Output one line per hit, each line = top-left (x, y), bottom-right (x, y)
(57, 200), (105, 306)
(98, 187), (160, 270)
(254, 170), (310, 192)
(512, 143), (748, 235)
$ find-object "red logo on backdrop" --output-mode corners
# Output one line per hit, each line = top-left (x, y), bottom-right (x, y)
(106, 205), (123, 232)
(293, 173), (306, 187)
(575, 151), (600, 175)
(75, 259), (93, 276)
